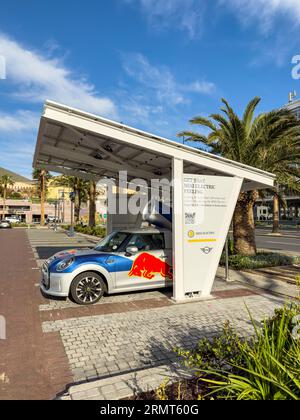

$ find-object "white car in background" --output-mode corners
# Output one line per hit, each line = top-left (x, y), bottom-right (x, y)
(4, 216), (21, 224)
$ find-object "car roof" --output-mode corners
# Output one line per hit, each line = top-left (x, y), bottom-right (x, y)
(115, 228), (171, 234)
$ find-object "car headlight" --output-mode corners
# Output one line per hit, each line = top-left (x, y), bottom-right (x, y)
(56, 258), (75, 272)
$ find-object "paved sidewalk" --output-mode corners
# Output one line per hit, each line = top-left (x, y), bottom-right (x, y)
(0, 229), (73, 400)
(19, 228), (289, 400)
(42, 292), (285, 385)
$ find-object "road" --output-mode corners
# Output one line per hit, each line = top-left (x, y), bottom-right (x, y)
(255, 229), (300, 254)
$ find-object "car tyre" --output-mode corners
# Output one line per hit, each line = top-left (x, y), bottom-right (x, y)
(70, 272), (106, 305)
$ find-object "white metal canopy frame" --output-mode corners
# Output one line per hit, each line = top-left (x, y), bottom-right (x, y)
(33, 101), (275, 302)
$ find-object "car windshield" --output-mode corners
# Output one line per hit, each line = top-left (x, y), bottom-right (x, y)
(94, 231), (130, 252)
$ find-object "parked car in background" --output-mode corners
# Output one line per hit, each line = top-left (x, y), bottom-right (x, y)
(46, 216), (60, 224)
(4, 216), (21, 224)
(0, 220), (12, 229)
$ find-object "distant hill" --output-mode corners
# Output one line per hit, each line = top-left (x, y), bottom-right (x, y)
(0, 167), (33, 184)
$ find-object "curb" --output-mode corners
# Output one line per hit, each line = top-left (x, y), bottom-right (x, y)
(59, 364), (193, 401)
(217, 267), (298, 299)
(256, 232), (300, 240)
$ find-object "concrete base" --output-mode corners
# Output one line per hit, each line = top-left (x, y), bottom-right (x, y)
(171, 294), (215, 304)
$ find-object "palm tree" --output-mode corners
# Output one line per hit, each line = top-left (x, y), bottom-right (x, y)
(0, 175), (14, 220)
(88, 181), (97, 227)
(53, 176), (88, 223)
(178, 97), (300, 256)
(271, 177), (300, 234)
(32, 169), (52, 226)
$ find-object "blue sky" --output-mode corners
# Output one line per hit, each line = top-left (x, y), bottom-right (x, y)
(0, 0), (300, 178)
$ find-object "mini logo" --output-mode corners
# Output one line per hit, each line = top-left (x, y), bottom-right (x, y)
(188, 230), (195, 238)
(201, 247), (213, 254)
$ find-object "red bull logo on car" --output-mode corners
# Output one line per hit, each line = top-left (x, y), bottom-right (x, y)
(128, 253), (173, 280)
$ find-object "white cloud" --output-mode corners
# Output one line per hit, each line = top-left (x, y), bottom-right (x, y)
(0, 110), (38, 133)
(184, 81), (216, 95)
(0, 34), (117, 117)
(126, 0), (300, 37)
(124, 0), (205, 39)
(223, 0), (300, 32)
(122, 53), (215, 107)
(118, 53), (215, 138)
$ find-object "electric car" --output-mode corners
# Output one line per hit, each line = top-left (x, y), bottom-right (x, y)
(41, 228), (173, 305)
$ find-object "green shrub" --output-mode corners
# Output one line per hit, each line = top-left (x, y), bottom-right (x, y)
(220, 252), (300, 270)
(11, 223), (29, 228)
(197, 304), (300, 400)
(175, 321), (245, 374)
(62, 224), (106, 238)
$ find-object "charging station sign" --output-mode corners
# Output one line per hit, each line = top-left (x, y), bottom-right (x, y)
(182, 175), (243, 297)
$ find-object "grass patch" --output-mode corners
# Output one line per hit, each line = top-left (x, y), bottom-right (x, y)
(220, 252), (300, 270)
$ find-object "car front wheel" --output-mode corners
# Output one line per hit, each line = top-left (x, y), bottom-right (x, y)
(70, 272), (106, 305)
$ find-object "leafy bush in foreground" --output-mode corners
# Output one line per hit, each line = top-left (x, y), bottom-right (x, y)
(175, 304), (300, 400)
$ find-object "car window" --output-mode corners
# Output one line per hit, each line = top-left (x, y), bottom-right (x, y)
(95, 232), (130, 252)
(127, 234), (165, 251)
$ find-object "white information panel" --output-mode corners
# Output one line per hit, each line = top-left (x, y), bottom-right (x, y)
(183, 174), (243, 297)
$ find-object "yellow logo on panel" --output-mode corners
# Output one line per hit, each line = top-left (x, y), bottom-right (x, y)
(188, 230), (195, 238)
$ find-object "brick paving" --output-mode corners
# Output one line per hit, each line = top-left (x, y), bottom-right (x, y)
(0, 229), (72, 400)
(42, 292), (285, 384)
(0, 228), (288, 400)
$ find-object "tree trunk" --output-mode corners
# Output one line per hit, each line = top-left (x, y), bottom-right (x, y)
(272, 193), (280, 234)
(2, 186), (6, 220)
(40, 171), (45, 226)
(89, 181), (96, 227)
(74, 188), (81, 223)
(233, 191), (258, 256)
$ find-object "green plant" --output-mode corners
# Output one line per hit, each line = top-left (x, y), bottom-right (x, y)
(62, 224), (106, 238)
(175, 321), (245, 373)
(200, 304), (300, 400)
(155, 379), (169, 400)
(52, 175), (88, 223)
(11, 223), (28, 228)
(220, 252), (300, 270)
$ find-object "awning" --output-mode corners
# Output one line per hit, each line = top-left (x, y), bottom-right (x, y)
(33, 100), (275, 191)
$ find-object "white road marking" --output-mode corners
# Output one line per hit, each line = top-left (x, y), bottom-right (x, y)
(264, 241), (299, 246)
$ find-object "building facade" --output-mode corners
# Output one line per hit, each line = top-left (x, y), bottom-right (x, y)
(254, 96), (300, 224)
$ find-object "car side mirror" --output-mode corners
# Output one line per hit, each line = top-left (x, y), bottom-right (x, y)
(126, 246), (139, 256)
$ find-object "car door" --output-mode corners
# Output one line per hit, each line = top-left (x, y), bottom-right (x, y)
(115, 233), (171, 291)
